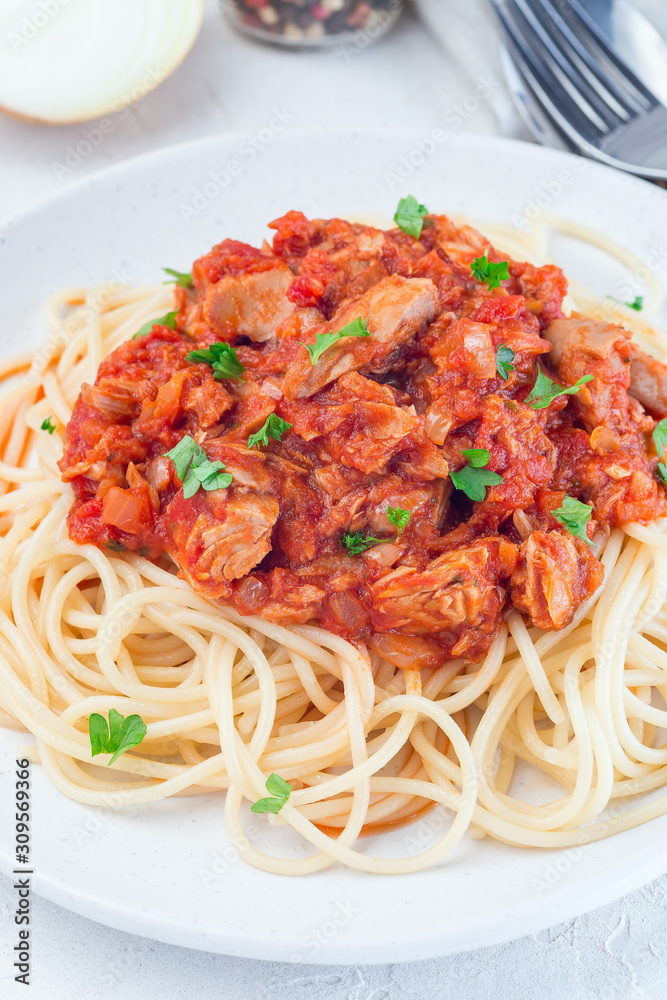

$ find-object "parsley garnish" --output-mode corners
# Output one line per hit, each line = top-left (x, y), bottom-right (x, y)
(247, 413), (293, 450)
(387, 506), (411, 535)
(133, 310), (178, 339)
(165, 435), (232, 499)
(251, 773), (292, 814)
(393, 195), (429, 239)
(525, 369), (593, 409)
(552, 495), (595, 549)
(163, 267), (193, 287)
(610, 294), (644, 312)
(88, 708), (147, 766)
(470, 252), (509, 289)
(105, 539), (126, 552)
(653, 418), (667, 485)
(450, 448), (503, 502)
(653, 418), (667, 457)
(40, 416), (56, 434)
(182, 462), (233, 497)
(496, 344), (515, 380)
(167, 435), (203, 480)
(301, 316), (370, 365)
(341, 531), (384, 556)
(186, 341), (246, 381)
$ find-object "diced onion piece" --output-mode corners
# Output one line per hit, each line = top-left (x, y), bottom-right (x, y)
(102, 486), (151, 534)
(424, 407), (451, 446)
(261, 380), (283, 400)
(370, 633), (448, 671)
(461, 331), (497, 378)
(235, 576), (270, 612)
(605, 465), (632, 480)
(146, 456), (172, 492)
(591, 425), (620, 453)
(0, 0), (205, 124)
(125, 462), (145, 490)
(325, 591), (367, 634)
(365, 542), (402, 568)
(512, 509), (533, 541)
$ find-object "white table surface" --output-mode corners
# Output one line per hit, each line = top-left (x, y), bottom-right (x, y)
(2, 1), (667, 996)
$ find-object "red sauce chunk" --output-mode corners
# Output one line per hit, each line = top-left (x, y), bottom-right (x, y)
(59, 211), (667, 670)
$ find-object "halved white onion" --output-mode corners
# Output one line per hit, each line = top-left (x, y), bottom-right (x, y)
(0, 0), (205, 124)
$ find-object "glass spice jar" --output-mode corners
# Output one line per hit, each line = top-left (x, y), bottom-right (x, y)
(221, 0), (404, 50)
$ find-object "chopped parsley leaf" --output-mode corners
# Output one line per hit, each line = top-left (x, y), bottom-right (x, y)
(470, 252), (509, 289)
(247, 413), (293, 450)
(40, 416), (56, 434)
(653, 418), (667, 485)
(496, 344), (515, 380)
(652, 418), (667, 457)
(88, 708), (147, 766)
(163, 267), (193, 287)
(387, 505), (411, 535)
(166, 435), (204, 481)
(450, 448), (503, 502)
(552, 495), (595, 549)
(341, 531), (384, 556)
(165, 434), (232, 499)
(132, 310), (178, 339)
(462, 448), (493, 468)
(182, 462), (232, 498)
(393, 195), (429, 239)
(301, 316), (370, 365)
(610, 294), (644, 312)
(525, 368), (593, 410)
(251, 772), (292, 814)
(186, 341), (246, 380)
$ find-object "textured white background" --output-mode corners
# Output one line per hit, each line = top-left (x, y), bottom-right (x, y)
(2, 0), (667, 996)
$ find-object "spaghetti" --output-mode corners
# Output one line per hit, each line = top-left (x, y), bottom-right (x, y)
(2, 216), (667, 876)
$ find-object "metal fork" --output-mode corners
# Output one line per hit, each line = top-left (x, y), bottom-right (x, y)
(490, 0), (667, 180)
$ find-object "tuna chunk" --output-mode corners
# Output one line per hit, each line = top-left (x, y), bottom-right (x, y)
(286, 372), (428, 475)
(543, 315), (632, 429)
(510, 530), (603, 630)
(181, 492), (280, 584)
(203, 262), (295, 342)
(282, 275), (439, 399)
(368, 536), (518, 657)
(629, 345), (667, 418)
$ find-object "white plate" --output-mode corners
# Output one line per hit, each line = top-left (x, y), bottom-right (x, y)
(2, 129), (667, 965)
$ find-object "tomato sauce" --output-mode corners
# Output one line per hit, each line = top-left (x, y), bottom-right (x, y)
(60, 212), (667, 669)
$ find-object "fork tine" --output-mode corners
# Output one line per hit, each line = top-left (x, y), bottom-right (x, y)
(508, 37), (667, 179)
(504, 38), (599, 141)
(494, 0), (667, 178)
(490, 0), (611, 139)
(535, 0), (659, 110)
(520, 0), (648, 119)
(500, 44), (581, 153)
(511, 0), (630, 129)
